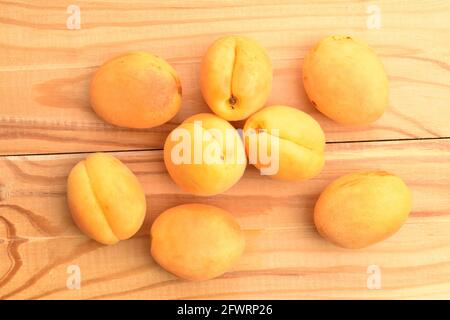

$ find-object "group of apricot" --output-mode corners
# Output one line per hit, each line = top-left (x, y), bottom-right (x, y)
(67, 35), (412, 281)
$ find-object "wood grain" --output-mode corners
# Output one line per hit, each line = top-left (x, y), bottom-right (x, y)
(1, 0), (449, 155)
(0, 0), (449, 300)
(0, 139), (449, 299)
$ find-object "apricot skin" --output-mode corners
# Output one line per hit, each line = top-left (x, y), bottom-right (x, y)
(243, 105), (325, 181)
(164, 113), (246, 196)
(67, 153), (146, 245)
(302, 36), (389, 125)
(150, 203), (245, 281)
(200, 35), (272, 121)
(90, 51), (182, 129)
(314, 171), (412, 249)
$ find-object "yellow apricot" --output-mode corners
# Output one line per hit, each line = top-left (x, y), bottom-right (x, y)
(243, 105), (325, 181)
(151, 203), (245, 281)
(314, 171), (412, 249)
(303, 35), (389, 125)
(67, 153), (146, 245)
(200, 35), (272, 121)
(90, 51), (182, 129)
(164, 113), (246, 196)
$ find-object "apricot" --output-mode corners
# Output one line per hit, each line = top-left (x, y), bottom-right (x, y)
(302, 35), (389, 125)
(164, 113), (246, 196)
(200, 35), (272, 121)
(67, 153), (146, 245)
(314, 171), (412, 249)
(243, 105), (325, 181)
(90, 51), (182, 129)
(151, 203), (245, 280)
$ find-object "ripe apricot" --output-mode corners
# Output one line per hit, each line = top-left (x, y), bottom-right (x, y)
(164, 113), (247, 196)
(314, 171), (412, 249)
(243, 105), (325, 181)
(200, 35), (272, 121)
(302, 35), (389, 125)
(150, 203), (245, 281)
(67, 153), (146, 245)
(90, 51), (182, 129)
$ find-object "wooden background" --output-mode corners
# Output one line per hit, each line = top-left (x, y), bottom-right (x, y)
(0, 0), (449, 299)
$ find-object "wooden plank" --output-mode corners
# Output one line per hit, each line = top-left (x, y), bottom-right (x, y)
(0, 139), (449, 299)
(1, 0), (449, 155)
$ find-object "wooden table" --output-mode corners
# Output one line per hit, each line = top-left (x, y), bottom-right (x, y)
(0, 0), (449, 300)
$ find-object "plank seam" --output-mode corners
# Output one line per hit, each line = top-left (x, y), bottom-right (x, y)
(0, 136), (448, 158)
